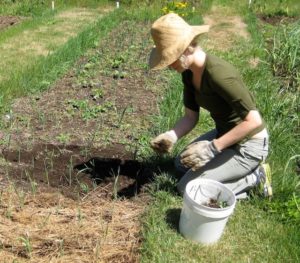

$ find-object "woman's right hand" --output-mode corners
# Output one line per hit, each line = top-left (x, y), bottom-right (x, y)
(150, 130), (178, 154)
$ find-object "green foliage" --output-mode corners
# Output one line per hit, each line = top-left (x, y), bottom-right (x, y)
(267, 21), (300, 92)
(249, 0), (300, 17)
(56, 133), (71, 144)
(148, 172), (178, 195)
(0, 0), (111, 16)
(161, 1), (192, 18)
(0, 0), (48, 16)
(267, 192), (300, 226)
(67, 99), (114, 120)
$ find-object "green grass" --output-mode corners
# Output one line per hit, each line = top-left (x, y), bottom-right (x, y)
(141, 192), (300, 263)
(0, 0), (111, 16)
(249, 0), (300, 17)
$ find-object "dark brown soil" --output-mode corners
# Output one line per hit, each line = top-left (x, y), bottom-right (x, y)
(258, 14), (299, 25)
(0, 16), (22, 30)
(2, 143), (156, 200)
(203, 199), (228, 209)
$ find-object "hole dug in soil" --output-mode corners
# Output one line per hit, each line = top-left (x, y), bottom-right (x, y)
(1, 143), (158, 199)
(74, 157), (155, 198)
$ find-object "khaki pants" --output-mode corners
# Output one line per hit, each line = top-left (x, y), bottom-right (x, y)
(175, 129), (269, 196)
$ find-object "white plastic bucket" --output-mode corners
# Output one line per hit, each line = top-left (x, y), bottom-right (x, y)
(179, 178), (236, 245)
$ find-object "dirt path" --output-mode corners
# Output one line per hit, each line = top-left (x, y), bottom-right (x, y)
(202, 5), (249, 52)
(0, 7), (111, 81)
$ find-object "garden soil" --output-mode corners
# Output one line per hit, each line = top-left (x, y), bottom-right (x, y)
(0, 16), (22, 30)
(0, 6), (252, 263)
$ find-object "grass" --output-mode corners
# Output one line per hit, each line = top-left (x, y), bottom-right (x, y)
(0, 0), (111, 16)
(0, 8), (105, 79)
(141, 192), (300, 263)
(249, 0), (300, 17)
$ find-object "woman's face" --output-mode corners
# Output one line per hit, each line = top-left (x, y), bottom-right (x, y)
(168, 54), (190, 73)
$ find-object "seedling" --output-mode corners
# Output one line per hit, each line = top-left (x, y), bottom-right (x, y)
(56, 133), (71, 145)
(110, 55), (126, 69)
(19, 235), (32, 257)
(79, 182), (89, 194)
(90, 87), (103, 100)
(112, 166), (121, 200)
(24, 170), (37, 195)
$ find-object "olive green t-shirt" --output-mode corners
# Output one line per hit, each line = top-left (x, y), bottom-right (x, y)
(182, 53), (265, 137)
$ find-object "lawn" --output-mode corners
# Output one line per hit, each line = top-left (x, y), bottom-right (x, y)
(0, 0), (299, 262)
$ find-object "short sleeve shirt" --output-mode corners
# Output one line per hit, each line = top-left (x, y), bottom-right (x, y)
(182, 54), (264, 137)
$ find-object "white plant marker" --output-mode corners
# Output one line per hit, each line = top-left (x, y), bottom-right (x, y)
(116, 1), (120, 8)
(52, 1), (55, 11)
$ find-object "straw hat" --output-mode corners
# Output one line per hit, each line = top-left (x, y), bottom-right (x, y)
(149, 13), (209, 70)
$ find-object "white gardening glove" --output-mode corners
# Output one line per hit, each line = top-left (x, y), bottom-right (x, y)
(180, 140), (220, 171)
(150, 130), (178, 154)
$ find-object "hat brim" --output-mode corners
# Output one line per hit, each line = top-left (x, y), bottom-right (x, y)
(149, 24), (210, 70)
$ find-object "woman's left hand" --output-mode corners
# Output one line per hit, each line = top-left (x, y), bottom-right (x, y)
(180, 140), (220, 171)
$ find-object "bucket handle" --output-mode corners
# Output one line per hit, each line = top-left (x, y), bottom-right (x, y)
(191, 184), (222, 202)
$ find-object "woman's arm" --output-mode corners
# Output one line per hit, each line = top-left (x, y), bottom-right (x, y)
(213, 110), (263, 151)
(172, 107), (199, 139)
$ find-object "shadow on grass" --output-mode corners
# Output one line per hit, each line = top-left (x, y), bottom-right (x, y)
(166, 208), (181, 233)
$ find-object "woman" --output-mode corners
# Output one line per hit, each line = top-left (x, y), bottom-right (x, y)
(149, 13), (272, 198)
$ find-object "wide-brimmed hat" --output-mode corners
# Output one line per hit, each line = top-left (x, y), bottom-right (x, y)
(149, 13), (209, 70)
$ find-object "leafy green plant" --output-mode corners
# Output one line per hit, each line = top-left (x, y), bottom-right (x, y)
(110, 55), (127, 69)
(56, 133), (71, 144)
(90, 87), (103, 100)
(267, 192), (300, 226)
(67, 99), (114, 120)
(161, 1), (193, 18)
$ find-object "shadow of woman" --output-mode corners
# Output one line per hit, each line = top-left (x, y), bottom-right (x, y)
(165, 208), (182, 233)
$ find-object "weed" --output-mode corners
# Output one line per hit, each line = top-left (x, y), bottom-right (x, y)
(149, 173), (177, 194)
(90, 87), (103, 100)
(79, 182), (89, 194)
(110, 55), (127, 69)
(67, 99), (114, 120)
(19, 235), (32, 257)
(112, 167), (121, 200)
(24, 170), (38, 195)
(56, 133), (71, 145)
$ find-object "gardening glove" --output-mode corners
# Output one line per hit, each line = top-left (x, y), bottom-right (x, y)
(150, 130), (178, 154)
(180, 140), (220, 171)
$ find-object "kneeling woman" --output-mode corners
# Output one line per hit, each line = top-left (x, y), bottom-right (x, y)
(149, 13), (272, 198)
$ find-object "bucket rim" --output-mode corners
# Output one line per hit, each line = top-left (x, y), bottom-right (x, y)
(184, 178), (236, 212)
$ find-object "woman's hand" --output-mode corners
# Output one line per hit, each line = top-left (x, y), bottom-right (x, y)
(180, 140), (220, 171)
(150, 130), (178, 154)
